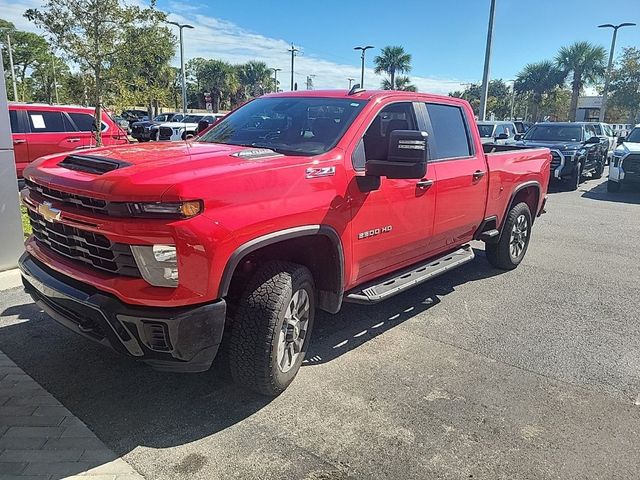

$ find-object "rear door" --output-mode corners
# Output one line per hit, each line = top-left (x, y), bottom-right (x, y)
(9, 109), (29, 177)
(347, 101), (436, 283)
(419, 101), (488, 255)
(24, 109), (79, 161)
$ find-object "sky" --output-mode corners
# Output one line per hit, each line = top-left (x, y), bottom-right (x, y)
(1, 0), (639, 94)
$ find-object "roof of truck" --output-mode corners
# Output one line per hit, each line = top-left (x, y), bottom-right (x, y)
(264, 89), (453, 102)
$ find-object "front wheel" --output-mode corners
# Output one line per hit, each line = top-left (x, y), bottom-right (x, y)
(567, 162), (582, 191)
(485, 202), (532, 270)
(228, 261), (315, 396)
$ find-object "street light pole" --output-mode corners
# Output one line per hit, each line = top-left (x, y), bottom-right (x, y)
(271, 68), (282, 92)
(287, 44), (299, 91)
(508, 79), (516, 120)
(598, 22), (635, 122)
(354, 46), (374, 88)
(167, 21), (194, 114)
(4, 33), (18, 102)
(479, 0), (497, 121)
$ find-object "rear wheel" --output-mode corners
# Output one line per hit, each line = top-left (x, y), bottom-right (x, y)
(228, 261), (315, 396)
(607, 179), (621, 192)
(485, 202), (532, 270)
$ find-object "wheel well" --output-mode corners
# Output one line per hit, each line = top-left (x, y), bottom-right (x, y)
(225, 234), (343, 314)
(510, 185), (540, 222)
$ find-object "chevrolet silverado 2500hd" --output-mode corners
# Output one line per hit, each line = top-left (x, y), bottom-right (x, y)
(19, 90), (551, 395)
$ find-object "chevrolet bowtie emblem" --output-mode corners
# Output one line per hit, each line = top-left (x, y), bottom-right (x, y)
(37, 202), (62, 223)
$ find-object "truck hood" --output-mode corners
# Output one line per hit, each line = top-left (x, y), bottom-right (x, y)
(517, 139), (583, 151)
(24, 141), (288, 202)
(616, 142), (640, 154)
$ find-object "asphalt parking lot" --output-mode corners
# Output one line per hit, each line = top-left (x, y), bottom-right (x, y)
(1, 173), (639, 480)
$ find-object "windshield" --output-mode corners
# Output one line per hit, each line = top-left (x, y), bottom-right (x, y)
(626, 128), (640, 143)
(197, 97), (368, 155)
(478, 124), (496, 137)
(181, 115), (205, 123)
(524, 125), (583, 142)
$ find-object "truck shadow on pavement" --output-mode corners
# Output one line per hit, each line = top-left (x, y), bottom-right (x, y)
(581, 181), (640, 205)
(0, 249), (504, 471)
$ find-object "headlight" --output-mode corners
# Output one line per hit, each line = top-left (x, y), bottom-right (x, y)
(613, 153), (624, 167)
(108, 201), (203, 218)
(131, 244), (178, 287)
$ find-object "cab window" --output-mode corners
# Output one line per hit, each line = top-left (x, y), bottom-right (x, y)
(424, 103), (472, 160)
(27, 110), (74, 133)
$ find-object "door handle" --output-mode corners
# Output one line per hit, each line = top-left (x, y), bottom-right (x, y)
(472, 170), (486, 180)
(416, 179), (434, 189)
(13, 139), (26, 145)
(67, 138), (80, 143)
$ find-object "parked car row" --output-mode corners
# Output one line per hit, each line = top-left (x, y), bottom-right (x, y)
(131, 112), (225, 142)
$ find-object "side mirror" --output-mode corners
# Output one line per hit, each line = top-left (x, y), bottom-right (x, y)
(585, 136), (600, 144)
(196, 119), (211, 134)
(514, 133), (523, 141)
(617, 136), (626, 145)
(495, 133), (509, 140)
(365, 130), (428, 179)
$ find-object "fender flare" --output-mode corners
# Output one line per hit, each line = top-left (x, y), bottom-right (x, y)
(502, 180), (542, 228)
(218, 225), (345, 307)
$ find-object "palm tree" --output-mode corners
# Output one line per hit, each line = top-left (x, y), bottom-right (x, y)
(555, 41), (607, 121)
(514, 61), (565, 121)
(237, 61), (274, 97)
(381, 75), (417, 92)
(374, 46), (412, 90)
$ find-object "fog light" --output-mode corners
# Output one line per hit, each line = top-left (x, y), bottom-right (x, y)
(131, 245), (178, 287)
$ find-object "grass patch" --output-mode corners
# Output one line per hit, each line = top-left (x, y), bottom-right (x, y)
(21, 206), (31, 238)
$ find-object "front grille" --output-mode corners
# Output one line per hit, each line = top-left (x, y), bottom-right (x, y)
(142, 322), (172, 352)
(25, 179), (109, 215)
(623, 154), (640, 176)
(550, 151), (562, 170)
(28, 209), (141, 278)
(159, 127), (173, 140)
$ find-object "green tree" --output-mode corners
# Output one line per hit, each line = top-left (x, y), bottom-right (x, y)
(381, 75), (417, 92)
(236, 61), (274, 98)
(450, 79), (512, 119)
(607, 47), (640, 124)
(187, 58), (238, 112)
(555, 41), (606, 121)
(26, 0), (165, 145)
(374, 46), (412, 90)
(514, 61), (565, 121)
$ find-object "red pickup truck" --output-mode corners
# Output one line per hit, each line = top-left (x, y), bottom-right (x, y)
(19, 90), (550, 395)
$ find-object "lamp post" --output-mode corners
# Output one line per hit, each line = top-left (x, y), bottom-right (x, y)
(271, 68), (282, 92)
(167, 21), (194, 114)
(479, 0), (497, 121)
(598, 22), (635, 122)
(0, 31), (18, 101)
(287, 44), (299, 91)
(354, 45), (374, 88)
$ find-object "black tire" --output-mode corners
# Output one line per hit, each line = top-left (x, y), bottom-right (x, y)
(485, 202), (532, 270)
(607, 179), (621, 192)
(228, 261), (315, 396)
(566, 162), (582, 191)
(592, 157), (605, 179)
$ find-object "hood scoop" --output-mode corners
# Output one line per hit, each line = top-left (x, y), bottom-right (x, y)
(58, 154), (132, 175)
(230, 148), (283, 160)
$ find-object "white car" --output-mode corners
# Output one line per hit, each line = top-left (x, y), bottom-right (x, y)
(608, 126), (640, 192)
(157, 114), (215, 141)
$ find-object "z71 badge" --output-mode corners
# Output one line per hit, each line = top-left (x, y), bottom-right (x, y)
(358, 225), (393, 240)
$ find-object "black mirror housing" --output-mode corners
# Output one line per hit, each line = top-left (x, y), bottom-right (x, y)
(514, 133), (523, 141)
(585, 136), (600, 144)
(365, 130), (428, 179)
(617, 136), (626, 145)
(496, 133), (509, 140)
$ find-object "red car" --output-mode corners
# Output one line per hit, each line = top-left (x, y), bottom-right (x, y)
(19, 90), (550, 395)
(9, 103), (129, 178)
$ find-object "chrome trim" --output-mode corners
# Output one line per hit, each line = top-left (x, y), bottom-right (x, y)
(550, 149), (565, 179)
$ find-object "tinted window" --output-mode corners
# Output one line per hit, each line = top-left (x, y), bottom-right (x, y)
(9, 110), (24, 133)
(426, 103), (471, 159)
(27, 110), (74, 132)
(592, 124), (602, 135)
(625, 128), (640, 143)
(69, 113), (94, 131)
(478, 124), (495, 137)
(199, 97), (367, 156)
(524, 125), (583, 142)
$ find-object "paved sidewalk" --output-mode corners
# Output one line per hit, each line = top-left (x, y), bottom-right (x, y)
(0, 350), (144, 480)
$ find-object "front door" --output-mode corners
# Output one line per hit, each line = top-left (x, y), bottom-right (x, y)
(347, 101), (436, 285)
(419, 102), (488, 255)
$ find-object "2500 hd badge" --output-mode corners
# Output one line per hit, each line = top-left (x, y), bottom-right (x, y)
(358, 225), (393, 240)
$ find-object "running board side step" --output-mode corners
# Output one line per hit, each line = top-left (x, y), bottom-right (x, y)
(344, 245), (475, 305)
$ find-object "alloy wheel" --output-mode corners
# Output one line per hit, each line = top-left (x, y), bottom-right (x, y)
(277, 289), (310, 373)
(509, 214), (528, 260)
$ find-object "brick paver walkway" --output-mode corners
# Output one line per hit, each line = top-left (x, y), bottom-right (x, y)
(0, 351), (143, 480)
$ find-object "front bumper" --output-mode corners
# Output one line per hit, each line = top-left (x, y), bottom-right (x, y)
(19, 252), (226, 373)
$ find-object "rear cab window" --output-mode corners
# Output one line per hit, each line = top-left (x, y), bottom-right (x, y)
(424, 103), (473, 160)
(68, 112), (107, 132)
